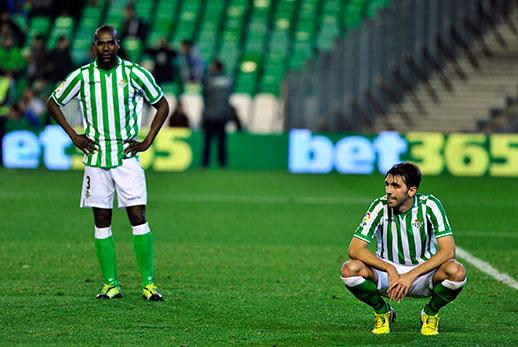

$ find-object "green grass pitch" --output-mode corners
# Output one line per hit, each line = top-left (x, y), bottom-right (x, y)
(0, 168), (516, 345)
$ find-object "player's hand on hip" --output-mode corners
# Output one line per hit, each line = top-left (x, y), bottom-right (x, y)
(124, 139), (150, 156)
(73, 134), (99, 155)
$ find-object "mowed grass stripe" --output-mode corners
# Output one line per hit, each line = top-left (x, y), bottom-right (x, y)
(0, 169), (517, 345)
(457, 246), (518, 290)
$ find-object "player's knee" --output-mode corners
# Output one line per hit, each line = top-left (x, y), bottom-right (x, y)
(126, 206), (146, 226)
(341, 259), (365, 277)
(93, 209), (112, 228)
(444, 260), (466, 281)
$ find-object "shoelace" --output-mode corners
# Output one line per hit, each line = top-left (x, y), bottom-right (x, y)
(374, 314), (386, 329)
(101, 284), (114, 293)
(145, 285), (157, 293)
(426, 315), (438, 329)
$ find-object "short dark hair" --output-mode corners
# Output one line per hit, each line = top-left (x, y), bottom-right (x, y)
(94, 25), (118, 42)
(386, 162), (421, 189)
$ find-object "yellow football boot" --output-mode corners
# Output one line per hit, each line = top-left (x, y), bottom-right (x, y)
(420, 310), (440, 336)
(372, 306), (395, 334)
(142, 283), (163, 301)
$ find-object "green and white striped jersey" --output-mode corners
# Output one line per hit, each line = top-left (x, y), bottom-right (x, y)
(353, 194), (453, 266)
(51, 57), (163, 168)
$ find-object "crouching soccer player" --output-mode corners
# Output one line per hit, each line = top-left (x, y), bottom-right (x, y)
(340, 162), (466, 335)
(47, 25), (169, 300)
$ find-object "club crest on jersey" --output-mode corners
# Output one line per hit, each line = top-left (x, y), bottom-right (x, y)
(412, 218), (422, 229)
(361, 212), (371, 227)
(119, 79), (127, 87)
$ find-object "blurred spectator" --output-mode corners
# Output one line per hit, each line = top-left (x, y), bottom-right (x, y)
(180, 39), (205, 86)
(0, 35), (26, 76)
(120, 3), (148, 41)
(55, 0), (84, 21)
(168, 100), (189, 128)
(0, 72), (16, 165)
(146, 38), (178, 84)
(47, 36), (73, 83)
(4, 0), (29, 16)
(30, 0), (55, 18)
(9, 87), (46, 128)
(0, 11), (26, 46)
(26, 34), (49, 83)
(201, 60), (233, 168)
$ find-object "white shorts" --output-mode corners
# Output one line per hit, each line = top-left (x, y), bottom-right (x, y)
(80, 157), (147, 209)
(374, 259), (436, 298)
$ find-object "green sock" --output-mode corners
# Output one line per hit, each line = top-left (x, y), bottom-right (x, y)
(132, 232), (154, 288)
(95, 236), (118, 286)
(425, 281), (465, 315)
(344, 278), (387, 313)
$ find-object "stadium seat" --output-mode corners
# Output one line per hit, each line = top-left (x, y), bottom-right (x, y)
(171, 0), (204, 46)
(122, 37), (143, 62)
(47, 16), (74, 49)
(25, 16), (51, 47)
(147, 0), (178, 46)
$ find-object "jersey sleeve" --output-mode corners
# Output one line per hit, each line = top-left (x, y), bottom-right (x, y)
(426, 195), (453, 238)
(130, 64), (164, 104)
(51, 68), (82, 106)
(353, 198), (385, 243)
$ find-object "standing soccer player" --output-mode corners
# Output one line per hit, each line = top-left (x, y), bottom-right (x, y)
(47, 25), (169, 301)
(340, 162), (466, 335)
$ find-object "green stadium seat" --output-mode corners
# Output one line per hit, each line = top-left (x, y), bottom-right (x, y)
(47, 16), (75, 49)
(122, 37), (143, 62)
(25, 16), (51, 47)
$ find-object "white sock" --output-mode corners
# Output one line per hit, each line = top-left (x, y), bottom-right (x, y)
(95, 226), (112, 239)
(341, 275), (366, 287)
(442, 278), (466, 290)
(131, 222), (150, 235)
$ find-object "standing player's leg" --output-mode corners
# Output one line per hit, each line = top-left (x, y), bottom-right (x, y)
(421, 259), (467, 335)
(126, 205), (163, 301)
(81, 166), (120, 299)
(341, 260), (395, 334)
(93, 207), (121, 299)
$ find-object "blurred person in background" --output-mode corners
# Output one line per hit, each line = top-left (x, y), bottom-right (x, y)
(168, 100), (189, 128)
(179, 39), (204, 87)
(47, 35), (73, 84)
(146, 38), (178, 84)
(201, 60), (233, 168)
(0, 72), (16, 166)
(26, 34), (49, 83)
(120, 2), (147, 41)
(29, 0), (55, 18)
(9, 86), (46, 128)
(340, 162), (466, 336)
(0, 34), (26, 77)
(0, 11), (26, 46)
(46, 25), (169, 302)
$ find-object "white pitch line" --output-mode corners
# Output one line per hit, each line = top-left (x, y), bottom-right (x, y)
(456, 247), (518, 290)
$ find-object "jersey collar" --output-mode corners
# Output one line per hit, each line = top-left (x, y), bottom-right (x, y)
(94, 56), (121, 72)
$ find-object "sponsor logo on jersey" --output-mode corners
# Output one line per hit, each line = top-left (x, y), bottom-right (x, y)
(56, 81), (66, 94)
(361, 212), (371, 227)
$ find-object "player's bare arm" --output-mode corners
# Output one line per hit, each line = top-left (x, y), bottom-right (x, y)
(46, 97), (99, 155)
(124, 96), (169, 156)
(387, 236), (456, 302)
(348, 237), (400, 289)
